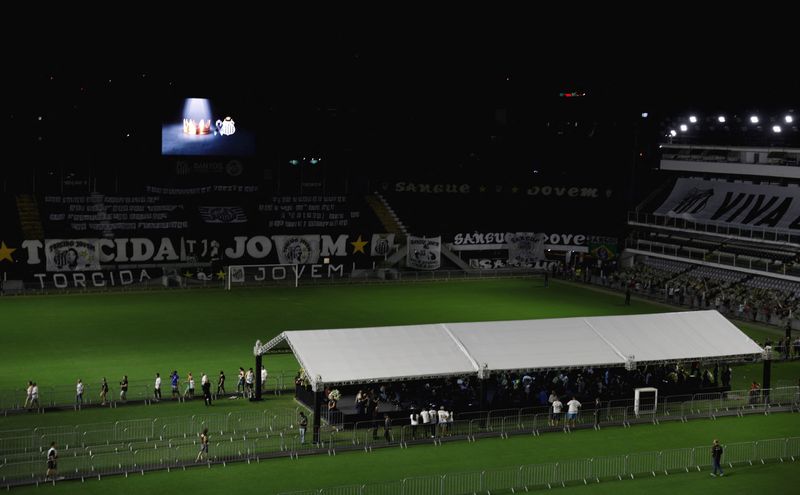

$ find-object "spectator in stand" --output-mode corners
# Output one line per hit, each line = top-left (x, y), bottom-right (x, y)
(428, 405), (438, 438)
(438, 406), (449, 436)
(383, 414), (392, 443)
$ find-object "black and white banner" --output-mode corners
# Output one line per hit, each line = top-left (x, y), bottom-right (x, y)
(370, 233), (396, 256)
(45, 239), (101, 272)
(198, 206), (248, 224)
(506, 232), (546, 266)
(655, 178), (800, 230)
(407, 236), (441, 270)
(272, 235), (321, 265)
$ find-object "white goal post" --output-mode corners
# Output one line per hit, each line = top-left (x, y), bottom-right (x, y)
(226, 263), (301, 290)
(633, 387), (658, 417)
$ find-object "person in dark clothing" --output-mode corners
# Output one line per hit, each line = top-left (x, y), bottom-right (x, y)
(710, 439), (724, 476)
(625, 287), (631, 306)
(383, 414), (392, 443)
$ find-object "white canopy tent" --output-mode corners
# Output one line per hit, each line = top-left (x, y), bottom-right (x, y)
(256, 310), (763, 391)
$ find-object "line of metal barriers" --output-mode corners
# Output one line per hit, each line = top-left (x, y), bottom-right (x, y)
(0, 386), (797, 488)
(280, 435), (800, 495)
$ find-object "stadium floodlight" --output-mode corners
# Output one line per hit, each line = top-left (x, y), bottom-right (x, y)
(679, 124), (688, 132)
(786, 115), (794, 124)
(717, 116), (726, 123)
(688, 115), (697, 123)
(669, 130), (677, 137)
(772, 125), (782, 133)
(750, 115), (759, 124)
(641, 112), (648, 118)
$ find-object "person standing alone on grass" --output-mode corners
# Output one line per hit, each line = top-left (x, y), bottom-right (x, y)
(75, 379), (84, 407)
(298, 411), (308, 444)
(195, 428), (209, 462)
(383, 414), (392, 443)
(45, 442), (57, 481)
(154, 373), (162, 402)
(217, 370), (226, 396)
(711, 439), (724, 476)
(261, 365), (268, 392)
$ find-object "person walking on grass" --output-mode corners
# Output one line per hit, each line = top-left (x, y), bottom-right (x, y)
(154, 373), (162, 402)
(45, 442), (58, 481)
(195, 428), (209, 462)
(24, 381), (33, 409)
(217, 370), (226, 396)
(119, 375), (128, 402)
(100, 378), (109, 406)
(711, 439), (724, 477)
(171, 371), (179, 400)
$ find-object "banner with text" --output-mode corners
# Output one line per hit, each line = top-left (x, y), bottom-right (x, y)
(655, 178), (800, 231)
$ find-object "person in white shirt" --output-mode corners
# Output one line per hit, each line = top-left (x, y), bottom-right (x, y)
(261, 366), (268, 392)
(428, 406), (438, 438)
(437, 406), (449, 436)
(75, 379), (84, 406)
(31, 382), (40, 409)
(566, 397), (581, 427)
(45, 442), (58, 481)
(24, 381), (33, 409)
(154, 373), (162, 401)
(245, 368), (254, 398)
(409, 409), (420, 439)
(551, 398), (563, 426)
(420, 408), (431, 438)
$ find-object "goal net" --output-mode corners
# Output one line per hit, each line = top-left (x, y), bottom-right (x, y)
(226, 264), (301, 289)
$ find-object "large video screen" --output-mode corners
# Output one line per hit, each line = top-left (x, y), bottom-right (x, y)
(162, 98), (256, 156)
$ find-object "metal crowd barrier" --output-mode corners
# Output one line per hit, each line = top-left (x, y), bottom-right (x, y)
(1, 387), (797, 488)
(278, 436), (800, 495)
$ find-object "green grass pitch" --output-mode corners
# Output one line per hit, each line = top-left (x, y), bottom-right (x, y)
(1, 278), (798, 494)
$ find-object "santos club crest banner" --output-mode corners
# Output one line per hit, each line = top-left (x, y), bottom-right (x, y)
(506, 232), (546, 267)
(406, 236), (441, 270)
(655, 178), (800, 230)
(370, 233), (396, 256)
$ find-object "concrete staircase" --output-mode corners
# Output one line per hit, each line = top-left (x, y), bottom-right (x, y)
(365, 193), (408, 241)
(15, 194), (44, 240)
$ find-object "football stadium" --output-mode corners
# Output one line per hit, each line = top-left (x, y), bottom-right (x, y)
(2, 36), (799, 495)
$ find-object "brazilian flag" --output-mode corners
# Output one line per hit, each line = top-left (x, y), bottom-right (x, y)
(589, 243), (617, 261)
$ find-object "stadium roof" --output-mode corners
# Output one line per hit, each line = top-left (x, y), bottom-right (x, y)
(258, 310), (763, 390)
